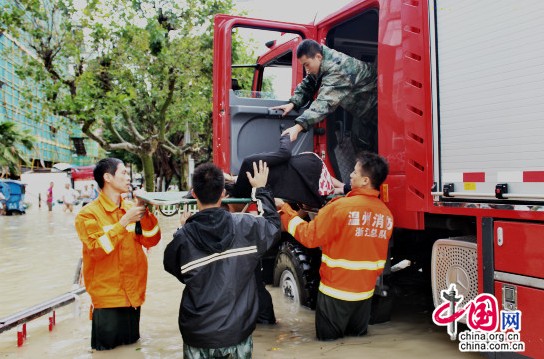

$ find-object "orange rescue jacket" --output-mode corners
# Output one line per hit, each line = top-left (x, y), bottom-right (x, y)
(280, 187), (393, 301)
(75, 192), (161, 308)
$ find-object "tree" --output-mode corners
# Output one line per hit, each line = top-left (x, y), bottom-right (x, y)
(0, 0), (241, 191)
(0, 122), (35, 177)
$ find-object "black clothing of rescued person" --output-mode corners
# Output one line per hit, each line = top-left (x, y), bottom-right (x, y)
(229, 134), (334, 209)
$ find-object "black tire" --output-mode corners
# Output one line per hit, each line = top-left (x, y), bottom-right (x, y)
(273, 240), (320, 309)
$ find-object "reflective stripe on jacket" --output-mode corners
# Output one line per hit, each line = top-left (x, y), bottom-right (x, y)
(280, 187), (393, 301)
(75, 191), (161, 308)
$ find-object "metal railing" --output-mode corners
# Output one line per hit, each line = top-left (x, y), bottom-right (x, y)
(0, 286), (86, 335)
(0, 258), (86, 346)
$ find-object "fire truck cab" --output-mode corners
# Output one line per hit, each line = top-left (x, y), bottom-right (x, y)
(213, 1), (544, 357)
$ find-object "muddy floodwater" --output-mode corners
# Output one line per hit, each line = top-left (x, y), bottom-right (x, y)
(0, 205), (481, 358)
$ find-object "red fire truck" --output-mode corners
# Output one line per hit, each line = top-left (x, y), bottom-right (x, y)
(213, 1), (544, 357)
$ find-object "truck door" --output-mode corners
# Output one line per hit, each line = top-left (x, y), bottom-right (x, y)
(213, 15), (316, 174)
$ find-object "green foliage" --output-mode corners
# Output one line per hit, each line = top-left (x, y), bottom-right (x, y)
(0, 122), (35, 177)
(1, 0), (263, 188)
(231, 33), (258, 92)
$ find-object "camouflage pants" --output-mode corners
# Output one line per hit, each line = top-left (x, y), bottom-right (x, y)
(351, 104), (378, 153)
(183, 335), (253, 359)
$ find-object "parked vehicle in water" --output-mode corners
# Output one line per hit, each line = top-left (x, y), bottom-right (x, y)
(0, 179), (27, 215)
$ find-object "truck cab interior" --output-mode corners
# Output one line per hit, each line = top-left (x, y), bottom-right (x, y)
(230, 8), (379, 183)
(324, 9), (379, 182)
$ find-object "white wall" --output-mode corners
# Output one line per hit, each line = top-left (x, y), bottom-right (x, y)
(20, 172), (71, 206)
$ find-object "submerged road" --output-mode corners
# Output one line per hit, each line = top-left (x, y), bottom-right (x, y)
(0, 204), (480, 358)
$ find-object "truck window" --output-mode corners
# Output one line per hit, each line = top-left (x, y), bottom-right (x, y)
(260, 64), (292, 100)
(231, 28), (298, 100)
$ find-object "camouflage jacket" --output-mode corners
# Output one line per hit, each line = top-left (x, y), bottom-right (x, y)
(289, 45), (377, 131)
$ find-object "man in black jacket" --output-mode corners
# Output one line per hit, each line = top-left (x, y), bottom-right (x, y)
(164, 161), (280, 358)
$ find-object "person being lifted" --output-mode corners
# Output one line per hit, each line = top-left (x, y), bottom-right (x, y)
(276, 152), (393, 341)
(272, 39), (377, 152)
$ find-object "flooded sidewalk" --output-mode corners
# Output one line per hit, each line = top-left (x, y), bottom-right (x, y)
(0, 206), (479, 358)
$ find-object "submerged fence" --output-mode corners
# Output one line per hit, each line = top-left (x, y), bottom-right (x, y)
(0, 258), (86, 346)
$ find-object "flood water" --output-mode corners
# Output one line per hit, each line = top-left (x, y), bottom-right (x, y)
(0, 205), (481, 358)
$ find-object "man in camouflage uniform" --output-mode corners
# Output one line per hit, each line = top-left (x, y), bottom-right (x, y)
(272, 39), (377, 152)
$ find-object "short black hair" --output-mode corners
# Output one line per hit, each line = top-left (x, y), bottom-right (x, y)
(296, 39), (323, 59)
(355, 152), (389, 190)
(94, 158), (123, 189)
(192, 163), (224, 205)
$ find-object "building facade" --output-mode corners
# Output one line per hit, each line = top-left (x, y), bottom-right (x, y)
(0, 30), (100, 171)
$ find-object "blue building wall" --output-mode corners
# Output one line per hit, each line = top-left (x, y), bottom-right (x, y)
(0, 31), (99, 169)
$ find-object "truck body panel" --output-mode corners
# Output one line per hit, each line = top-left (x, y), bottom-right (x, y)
(432, 0), (544, 198)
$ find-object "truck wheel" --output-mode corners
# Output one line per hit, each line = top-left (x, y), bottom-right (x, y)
(278, 267), (300, 304)
(273, 241), (320, 309)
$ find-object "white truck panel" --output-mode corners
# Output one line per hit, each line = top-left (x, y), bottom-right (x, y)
(432, 0), (544, 197)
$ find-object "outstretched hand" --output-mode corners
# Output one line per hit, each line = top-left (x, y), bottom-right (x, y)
(281, 124), (304, 142)
(270, 103), (294, 117)
(246, 160), (269, 188)
(179, 211), (192, 226)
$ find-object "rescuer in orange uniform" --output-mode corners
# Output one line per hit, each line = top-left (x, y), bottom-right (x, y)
(75, 158), (161, 350)
(276, 151), (393, 340)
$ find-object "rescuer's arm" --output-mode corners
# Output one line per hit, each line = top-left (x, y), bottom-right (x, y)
(163, 228), (185, 283)
(75, 207), (143, 259)
(270, 74), (318, 118)
(289, 74), (319, 110)
(277, 199), (338, 248)
(274, 74), (321, 141)
(294, 71), (351, 131)
(132, 195), (161, 248)
(133, 209), (161, 248)
(247, 161), (281, 254)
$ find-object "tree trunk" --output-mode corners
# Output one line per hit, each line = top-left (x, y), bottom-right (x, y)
(181, 152), (189, 190)
(140, 153), (155, 192)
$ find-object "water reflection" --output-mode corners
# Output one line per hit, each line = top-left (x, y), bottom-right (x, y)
(0, 206), (85, 318)
(0, 206), (479, 358)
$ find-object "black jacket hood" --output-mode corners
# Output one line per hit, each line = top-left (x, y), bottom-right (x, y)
(184, 207), (235, 253)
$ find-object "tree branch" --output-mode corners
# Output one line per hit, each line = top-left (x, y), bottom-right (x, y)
(82, 121), (107, 148)
(105, 120), (127, 144)
(160, 141), (192, 156)
(123, 111), (146, 142)
(165, 138), (178, 149)
(105, 142), (140, 152)
(81, 120), (139, 153)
